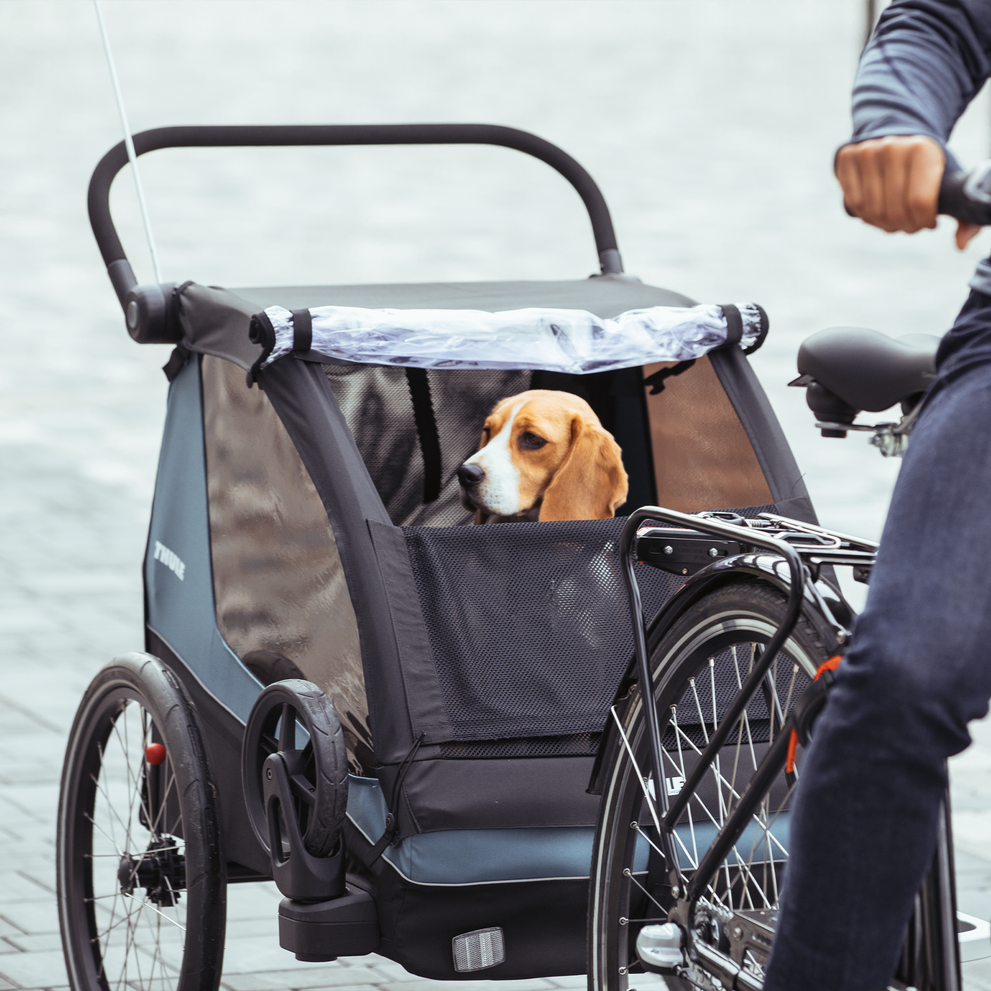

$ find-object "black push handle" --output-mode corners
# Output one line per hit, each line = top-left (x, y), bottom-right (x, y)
(88, 122), (624, 309)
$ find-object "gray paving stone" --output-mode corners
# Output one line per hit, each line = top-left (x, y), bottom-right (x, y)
(222, 969), (382, 991)
(0, 902), (60, 937)
(0, 876), (53, 905)
(0, 935), (61, 956)
(364, 960), (419, 982)
(0, 949), (68, 990)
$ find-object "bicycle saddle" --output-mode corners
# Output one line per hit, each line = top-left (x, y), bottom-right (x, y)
(796, 327), (938, 413)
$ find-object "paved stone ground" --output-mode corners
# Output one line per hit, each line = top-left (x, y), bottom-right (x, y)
(3, 1), (991, 988)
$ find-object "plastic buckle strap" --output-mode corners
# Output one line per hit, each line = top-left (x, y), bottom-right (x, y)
(368, 733), (424, 864)
(643, 359), (696, 395)
(160, 282), (196, 382)
(162, 343), (190, 382)
(246, 310), (277, 388)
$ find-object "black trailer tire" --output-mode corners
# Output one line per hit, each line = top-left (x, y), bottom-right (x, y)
(588, 582), (828, 991)
(241, 680), (349, 859)
(57, 652), (226, 991)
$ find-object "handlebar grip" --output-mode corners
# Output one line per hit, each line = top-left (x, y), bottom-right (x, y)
(844, 161), (991, 226)
(939, 162), (991, 225)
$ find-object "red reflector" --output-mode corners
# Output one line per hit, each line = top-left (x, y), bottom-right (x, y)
(145, 743), (166, 765)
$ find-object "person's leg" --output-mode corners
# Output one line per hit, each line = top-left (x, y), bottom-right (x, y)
(764, 290), (991, 991)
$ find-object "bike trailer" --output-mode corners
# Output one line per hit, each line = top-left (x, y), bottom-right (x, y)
(81, 124), (816, 981)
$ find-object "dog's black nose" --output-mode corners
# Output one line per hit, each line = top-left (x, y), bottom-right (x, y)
(457, 463), (485, 487)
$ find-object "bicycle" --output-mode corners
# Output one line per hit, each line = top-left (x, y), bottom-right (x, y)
(585, 161), (991, 991)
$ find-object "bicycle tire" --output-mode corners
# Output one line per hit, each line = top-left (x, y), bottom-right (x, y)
(57, 653), (226, 991)
(241, 679), (349, 859)
(589, 581), (831, 991)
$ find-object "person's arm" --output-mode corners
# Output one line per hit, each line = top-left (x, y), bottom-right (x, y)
(837, 0), (991, 247)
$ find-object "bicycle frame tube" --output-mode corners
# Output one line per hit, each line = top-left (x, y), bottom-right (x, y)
(619, 507), (806, 891)
(88, 123), (624, 305)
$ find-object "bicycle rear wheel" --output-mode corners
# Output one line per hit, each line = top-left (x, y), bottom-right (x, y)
(589, 581), (830, 991)
(57, 653), (225, 991)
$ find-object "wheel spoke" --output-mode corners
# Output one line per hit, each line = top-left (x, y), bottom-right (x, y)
(60, 665), (220, 991)
(609, 706), (661, 833)
(590, 587), (827, 991)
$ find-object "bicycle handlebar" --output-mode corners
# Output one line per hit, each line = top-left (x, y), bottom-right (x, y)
(88, 122), (624, 311)
(938, 160), (991, 225)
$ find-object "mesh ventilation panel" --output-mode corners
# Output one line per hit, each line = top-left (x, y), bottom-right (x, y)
(324, 363), (529, 527)
(404, 516), (682, 741)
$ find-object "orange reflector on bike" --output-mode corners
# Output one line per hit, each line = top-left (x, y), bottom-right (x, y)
(785, 654), (842, 775)
(145, 743), (166, 765)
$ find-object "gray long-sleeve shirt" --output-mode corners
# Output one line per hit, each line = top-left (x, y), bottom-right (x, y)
(852, 0), (991, 292)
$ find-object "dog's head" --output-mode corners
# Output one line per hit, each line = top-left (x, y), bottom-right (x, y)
(457, 390), (629, 523)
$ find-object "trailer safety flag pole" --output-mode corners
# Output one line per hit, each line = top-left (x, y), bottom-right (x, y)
(93, 0), (163, 284)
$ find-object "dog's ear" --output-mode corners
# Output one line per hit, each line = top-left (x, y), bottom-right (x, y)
(538, 416), (629, 521)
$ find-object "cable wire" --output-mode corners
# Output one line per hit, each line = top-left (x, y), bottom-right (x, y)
(93, 0), (162, 283)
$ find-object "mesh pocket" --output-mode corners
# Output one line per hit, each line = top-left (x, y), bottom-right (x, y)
(404, 517), (681, 741)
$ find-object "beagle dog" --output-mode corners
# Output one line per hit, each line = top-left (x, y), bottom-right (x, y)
(457, 390), (629, 523)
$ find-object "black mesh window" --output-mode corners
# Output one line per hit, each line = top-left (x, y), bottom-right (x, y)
(404, 517), (682, 741)
(324, 363), (529, 527)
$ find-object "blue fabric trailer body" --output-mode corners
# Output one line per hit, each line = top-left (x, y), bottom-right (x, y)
(144, 355), (263, 723)
(145, 355), (620, 891)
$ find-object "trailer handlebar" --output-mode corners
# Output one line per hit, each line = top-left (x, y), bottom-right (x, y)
(88, 122), (624, 323)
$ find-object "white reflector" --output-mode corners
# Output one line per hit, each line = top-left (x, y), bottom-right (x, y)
(452, 927), (505, 972)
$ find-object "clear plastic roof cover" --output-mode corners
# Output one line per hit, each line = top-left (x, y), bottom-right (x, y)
(260, 302), (763, 375)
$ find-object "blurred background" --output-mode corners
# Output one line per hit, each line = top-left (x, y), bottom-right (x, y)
(3, 1), (991, 988)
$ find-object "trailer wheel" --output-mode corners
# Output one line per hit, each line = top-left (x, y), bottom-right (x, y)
(57, 653), (225, 991)
(242, 680), (349, 859)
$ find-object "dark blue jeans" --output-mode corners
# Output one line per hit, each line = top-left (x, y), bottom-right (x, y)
(764, 290), (991, 991)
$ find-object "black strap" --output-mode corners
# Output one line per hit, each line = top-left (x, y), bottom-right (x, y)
(405, 368), (442, 503)
(742, 303), (769, 355)
(642, 359), (696, 395)
(720, 303), (744, 349)
(291, 308), (312, 355)
(246, 311), (277, 387)
(162, 344), (190, 382)
(368, 734), (424, 863)
(718, 302), (770, 356)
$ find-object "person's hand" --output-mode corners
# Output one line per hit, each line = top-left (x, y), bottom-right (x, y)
(835, 135), (981, 250)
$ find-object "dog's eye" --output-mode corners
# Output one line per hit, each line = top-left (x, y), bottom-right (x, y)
(519, 431), (547, 450)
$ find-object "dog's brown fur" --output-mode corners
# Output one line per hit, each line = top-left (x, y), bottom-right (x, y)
(461, 390), (628, 522)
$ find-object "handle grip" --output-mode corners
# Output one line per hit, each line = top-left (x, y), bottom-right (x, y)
(88, 122), (624, 314)
(938, 161), (991, 225)
(841, 159), (991, 226)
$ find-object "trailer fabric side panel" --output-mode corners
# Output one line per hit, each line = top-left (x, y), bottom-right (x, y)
(201, 355), (374, 773)
(709, 347), (818, 523)
(644, 354), (775, 513)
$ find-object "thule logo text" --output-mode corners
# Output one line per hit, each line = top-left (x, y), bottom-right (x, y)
(153, 540), (186, 581)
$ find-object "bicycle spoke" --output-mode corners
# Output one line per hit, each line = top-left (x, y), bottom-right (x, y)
(610, 706), (661, 833)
